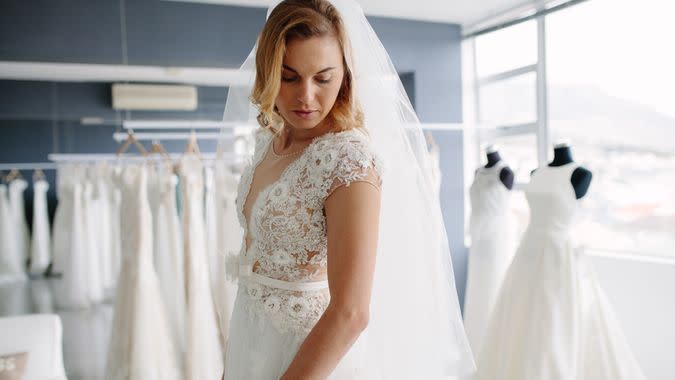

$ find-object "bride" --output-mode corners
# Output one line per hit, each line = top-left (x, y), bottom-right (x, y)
(222, 0), (474, 378)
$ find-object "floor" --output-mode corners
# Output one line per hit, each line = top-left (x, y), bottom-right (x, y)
(0, 279), (111, 380)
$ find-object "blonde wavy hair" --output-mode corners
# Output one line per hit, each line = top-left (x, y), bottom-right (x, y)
(251, 0), (364, 133)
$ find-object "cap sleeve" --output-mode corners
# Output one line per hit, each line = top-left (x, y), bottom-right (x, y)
(321, 133), (383, 198)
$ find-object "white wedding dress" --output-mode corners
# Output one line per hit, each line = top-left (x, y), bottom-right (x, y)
(92, 164), (115, 295)
(475, 163), (644, 379)
(105, 164), (181, 380)
(82, 179), (105, 304)
(180, 155), (224, 379)
(224, 129), (382, 379)
(9, 178), (30, 268)
(213, 161), (243, 348)
(463, 161), (516, 355)
(29, 179), (52, 275)
(53, 167), (91, 309)
(148, 164), (186, 354)
(0, 183), (26, 283)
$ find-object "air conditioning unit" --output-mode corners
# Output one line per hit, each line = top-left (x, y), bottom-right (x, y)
(111, 83), (198, 111)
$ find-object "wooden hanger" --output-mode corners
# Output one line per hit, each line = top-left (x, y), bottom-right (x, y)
(149, 140), (172, 160)
(33, 169), (46, 182)
(183, 130), (202, 159)
(5, 169), (23, 182)
(116, 130), (148, 157)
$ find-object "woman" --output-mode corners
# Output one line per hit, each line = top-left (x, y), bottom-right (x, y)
(222, 0), (474, 378)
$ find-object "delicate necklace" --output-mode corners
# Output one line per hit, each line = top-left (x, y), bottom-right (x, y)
(271, 140), (306, 159)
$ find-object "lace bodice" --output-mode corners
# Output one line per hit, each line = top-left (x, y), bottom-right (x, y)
(232, 128), (382, 335)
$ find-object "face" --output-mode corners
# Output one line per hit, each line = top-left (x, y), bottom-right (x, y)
(275, 35), (345, 131)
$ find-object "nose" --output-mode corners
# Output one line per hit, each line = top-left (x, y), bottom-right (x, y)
(296, 80), (315, 105)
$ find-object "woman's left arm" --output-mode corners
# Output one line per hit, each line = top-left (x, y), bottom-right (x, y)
(280, 180), (381, 380)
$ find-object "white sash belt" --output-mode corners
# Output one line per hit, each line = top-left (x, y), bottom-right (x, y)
(237, 264), (329, 292)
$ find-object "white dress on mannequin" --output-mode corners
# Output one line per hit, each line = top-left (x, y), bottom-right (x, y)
(29, 179), (52, 275)
(224, 129), (383, 379)
(150, 164), (186, 354)
(463, 161), (516, 355)
(475, 163), (644, 380)
(0, 184), (26, 283)
(9, 178), (30, 267)
(105, 164), (182, 380)
(180, 155), (223, 379)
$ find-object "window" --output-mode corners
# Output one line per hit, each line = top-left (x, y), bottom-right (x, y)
(546, 0), (675, 257)
(463, 19), (542, 241)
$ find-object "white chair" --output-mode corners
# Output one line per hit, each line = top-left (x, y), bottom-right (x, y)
(0, 314), (68, 380)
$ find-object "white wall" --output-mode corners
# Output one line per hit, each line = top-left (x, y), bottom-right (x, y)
(590, 254), (675, 379)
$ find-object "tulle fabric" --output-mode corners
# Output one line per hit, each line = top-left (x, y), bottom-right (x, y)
(219, 0), (475, 377)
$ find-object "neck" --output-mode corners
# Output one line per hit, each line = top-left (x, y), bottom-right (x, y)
(485, 151), (501, 168)
(279, 119), (334, 150)
(549, 146), (574, 166)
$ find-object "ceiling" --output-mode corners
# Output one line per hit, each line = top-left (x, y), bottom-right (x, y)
(163, 0), (543, 26)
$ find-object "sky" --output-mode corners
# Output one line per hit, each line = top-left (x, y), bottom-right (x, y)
(475, 0), (675, 120)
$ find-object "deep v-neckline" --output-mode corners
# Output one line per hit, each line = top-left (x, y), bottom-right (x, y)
(241, 131), (325, 252)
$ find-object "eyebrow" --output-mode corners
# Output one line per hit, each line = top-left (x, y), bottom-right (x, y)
(282, 65), (335, 75)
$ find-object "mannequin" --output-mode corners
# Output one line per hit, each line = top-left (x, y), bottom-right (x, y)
(538, 141), (592, 199)
(484, 144), (514, 190)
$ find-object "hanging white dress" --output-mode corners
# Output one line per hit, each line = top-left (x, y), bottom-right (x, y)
(224, 129), (383, 379)
(53, 179), (90, 309)
(9, 178), (30, 268)
(213, 160), (243, 348)
(204, 166), (219, 296)
(475, 164), (644, 380)
(0, 184), (26, 283)
(180, 155), (224, 379)
(463, 161), (516, 355)
(82, 178), (105, 305)
(107, 165), (123, 290)
(29, 179), (52, 275)
(93, 164), (114, 295)
(149, 164), (186, 355)
(51, 164), (76, 278)
(105, 164), (182, 380)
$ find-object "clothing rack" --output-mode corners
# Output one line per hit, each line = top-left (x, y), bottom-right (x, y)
(122, 119), (256, 130)
(112, 131), (236, 143)
(48, 152), (244, 163)
(0, 162), (59, 171)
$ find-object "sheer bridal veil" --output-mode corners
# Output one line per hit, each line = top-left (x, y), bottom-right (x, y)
(220, 0), (475, 377)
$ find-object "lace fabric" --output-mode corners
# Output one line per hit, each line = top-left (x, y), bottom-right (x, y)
(232, 128), (382, 335)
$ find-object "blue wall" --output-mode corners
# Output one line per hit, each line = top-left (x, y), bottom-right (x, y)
(0, 0), (468, 303)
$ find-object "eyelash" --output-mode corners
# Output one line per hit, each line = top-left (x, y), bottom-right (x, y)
(281, 76), (331, 84)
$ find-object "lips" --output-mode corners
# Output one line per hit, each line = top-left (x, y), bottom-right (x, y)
(293, 110), (316, 119)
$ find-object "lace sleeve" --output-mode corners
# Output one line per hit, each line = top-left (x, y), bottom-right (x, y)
(324, 135), (383, 198)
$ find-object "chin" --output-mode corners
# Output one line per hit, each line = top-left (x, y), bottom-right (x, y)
(285, 115), (325, 130)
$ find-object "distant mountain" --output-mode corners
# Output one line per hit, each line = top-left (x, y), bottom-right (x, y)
(548, 84), (675, 154)
(492, 83), (675, 154)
